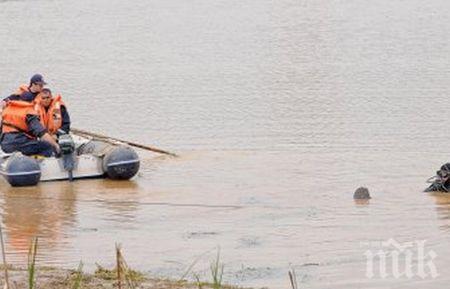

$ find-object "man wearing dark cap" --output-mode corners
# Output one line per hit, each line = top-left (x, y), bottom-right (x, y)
(0, 73), (47, 135)
(2, 74), (47, 104)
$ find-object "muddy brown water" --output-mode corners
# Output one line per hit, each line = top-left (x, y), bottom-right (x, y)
(1, 0), (450, 288)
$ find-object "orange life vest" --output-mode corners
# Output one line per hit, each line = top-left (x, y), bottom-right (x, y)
(35, 94), (65, 135)
(1, 100), (38, 138)
(13, 84), (30, 96)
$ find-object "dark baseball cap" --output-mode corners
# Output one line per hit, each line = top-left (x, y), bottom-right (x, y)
(30, 74), (47, 85)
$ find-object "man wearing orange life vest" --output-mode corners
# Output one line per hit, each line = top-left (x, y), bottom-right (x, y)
(0, 99), (60, 157)
(36, 88), (71, 136)
(2, 74), (46, 105)
(0, 74), (60, 157)
(0, 74), (46, 123)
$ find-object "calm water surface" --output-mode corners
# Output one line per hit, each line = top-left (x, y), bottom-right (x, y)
(1, 0), (450, 288)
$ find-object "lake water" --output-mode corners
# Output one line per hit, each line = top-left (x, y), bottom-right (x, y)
(1, 0), (450, 288)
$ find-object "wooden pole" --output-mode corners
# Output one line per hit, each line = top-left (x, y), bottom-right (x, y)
(116, 244), (122, 289)
(71, 128), (178, 157)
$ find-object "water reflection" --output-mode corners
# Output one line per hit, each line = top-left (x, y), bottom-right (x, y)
(353, 199), (370, 206)
(0, 183), (77, 261)
(0, 179), (142, 264)
(430, 193), (450, 231)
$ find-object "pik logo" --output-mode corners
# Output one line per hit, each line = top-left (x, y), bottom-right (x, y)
(363, 238), (438, 279)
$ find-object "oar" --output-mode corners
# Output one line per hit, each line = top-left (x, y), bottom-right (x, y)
(71, 128), (178, 157)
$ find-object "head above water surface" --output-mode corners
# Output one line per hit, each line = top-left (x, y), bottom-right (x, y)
(353, 187), (371, 200)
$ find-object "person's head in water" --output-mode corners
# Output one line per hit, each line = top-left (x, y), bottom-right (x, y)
(29, 74), (47, 93)
(40, 88), (53, 109)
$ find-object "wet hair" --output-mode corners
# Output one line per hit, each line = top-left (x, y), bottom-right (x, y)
(41, 88), (52, 95)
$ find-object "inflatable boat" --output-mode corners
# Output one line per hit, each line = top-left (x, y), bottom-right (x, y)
(0, 134), (140, 187)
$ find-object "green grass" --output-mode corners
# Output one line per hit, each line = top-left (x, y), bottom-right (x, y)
(194, 273), (203, 289)
(94, 245), (144, 289)
(1, 237), (253, 289)
(288, 268), (298, 289)
(71, 261), (84, 289)
(27, 238), (38, 289)
(210, 249), (224, 289)
(94, 263), (144, 282)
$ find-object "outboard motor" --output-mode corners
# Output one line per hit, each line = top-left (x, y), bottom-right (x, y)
(58, 132), (76, 181)
(103, 146), (140, 180)
(425, 163), (450, 192)
(3, 153), (41, 186)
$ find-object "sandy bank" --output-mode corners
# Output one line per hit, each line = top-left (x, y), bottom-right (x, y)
(0, 265), (251, 289)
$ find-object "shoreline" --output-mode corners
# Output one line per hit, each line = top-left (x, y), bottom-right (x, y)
(0, 264), (251, 289)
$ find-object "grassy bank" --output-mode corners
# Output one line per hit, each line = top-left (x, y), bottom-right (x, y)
(0, 265), (246, 289)
(0, 238), (250, 289)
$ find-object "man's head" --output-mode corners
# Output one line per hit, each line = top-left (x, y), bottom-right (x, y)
(40, 88), (53, 108)
(29, 74), (47, 93)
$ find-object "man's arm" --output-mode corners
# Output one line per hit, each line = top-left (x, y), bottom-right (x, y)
(26, 114), (60, 153)
(3, 94), (20, 102)
(26, 114), (47, 138)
